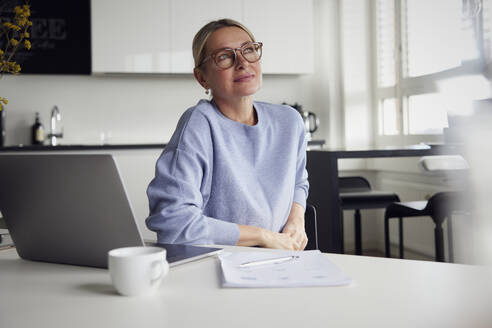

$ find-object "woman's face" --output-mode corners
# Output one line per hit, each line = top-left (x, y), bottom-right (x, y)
(195, 26), (262, 102)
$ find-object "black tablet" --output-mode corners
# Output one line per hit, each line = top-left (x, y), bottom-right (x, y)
(150, 243), (223, 267)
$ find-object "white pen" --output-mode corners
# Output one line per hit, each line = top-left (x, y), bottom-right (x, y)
(239, 255), (299, 268)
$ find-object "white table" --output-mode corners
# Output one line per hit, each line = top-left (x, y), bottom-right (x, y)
(1, 246), (491, 328)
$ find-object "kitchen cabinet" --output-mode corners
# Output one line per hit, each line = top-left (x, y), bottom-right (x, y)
(243, 0), (314, 74)
(91, 0), (313, 74)
(170, 0), (242, 73)
(91, 0), (172, 73)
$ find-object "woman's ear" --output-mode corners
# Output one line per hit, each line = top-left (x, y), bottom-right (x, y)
(194, 68), (209, 91)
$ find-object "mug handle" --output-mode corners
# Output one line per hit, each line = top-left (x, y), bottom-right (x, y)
(150, 260), (166, 284)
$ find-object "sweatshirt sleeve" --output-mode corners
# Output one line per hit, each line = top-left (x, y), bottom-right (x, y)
(145, 111), (240, 245)
(293, 117), (309, 209)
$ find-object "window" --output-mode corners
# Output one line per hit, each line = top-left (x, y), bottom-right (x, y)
(404, 0), (471, 77)
(406, 93), (449, 135)
(376, 0), (396, 87)
(379, 98), (399, 135)
(375, 0), (488, 139)
(483, 0), (492, 61)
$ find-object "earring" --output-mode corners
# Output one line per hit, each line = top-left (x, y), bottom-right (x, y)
(205, 89), (210, 95)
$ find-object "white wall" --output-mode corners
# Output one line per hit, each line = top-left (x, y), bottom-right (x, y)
(311, 0), (345, 148)
(1, 74), (312, 146)
(340, 0), (374, 149)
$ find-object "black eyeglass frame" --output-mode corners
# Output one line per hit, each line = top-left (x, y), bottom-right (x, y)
(198, 41), (263, 69)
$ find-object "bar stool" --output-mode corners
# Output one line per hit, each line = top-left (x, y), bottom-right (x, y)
(339, 177), (400, 255)
(384, 155), (469, 262)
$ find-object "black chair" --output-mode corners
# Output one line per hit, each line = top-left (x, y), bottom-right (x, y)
(0, 216), (5, 244)
(384, 191), (462, 262)
(339, 177), (400, 255)
(384, 155), (469, 262)
(304, 203), (318, 250)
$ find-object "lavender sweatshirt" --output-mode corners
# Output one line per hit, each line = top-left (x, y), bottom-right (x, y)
(146, 99), (309, 245)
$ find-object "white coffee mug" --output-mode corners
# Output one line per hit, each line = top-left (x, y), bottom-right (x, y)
(108, 246), (169, 297)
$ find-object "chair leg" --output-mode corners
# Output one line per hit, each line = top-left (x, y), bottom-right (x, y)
(384, 214), (391, 258)
(354, 209), (362, 255)
(447, 216), (454, 263)
(398, 217), (404, 259)
(434, 219), (445, 262)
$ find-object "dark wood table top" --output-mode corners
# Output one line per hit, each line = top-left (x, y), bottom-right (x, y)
(308, 143), (463, 158)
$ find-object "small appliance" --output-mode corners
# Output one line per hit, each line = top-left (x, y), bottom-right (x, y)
(283, 102), (319, 141)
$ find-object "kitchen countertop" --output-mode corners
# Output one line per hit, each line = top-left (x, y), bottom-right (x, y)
(0, 140), (326, 151)
(0, 144), (168, 151)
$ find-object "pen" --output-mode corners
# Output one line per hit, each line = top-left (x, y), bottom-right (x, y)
(239, 255), (299, 268)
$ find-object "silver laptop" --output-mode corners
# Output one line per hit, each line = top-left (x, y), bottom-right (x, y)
(0, 154), (221, 268)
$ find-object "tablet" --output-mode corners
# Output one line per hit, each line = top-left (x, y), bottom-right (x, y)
(150, 243), (223, 267)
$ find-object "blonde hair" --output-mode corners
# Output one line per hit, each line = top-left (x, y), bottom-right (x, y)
(192, 18), (256, 69)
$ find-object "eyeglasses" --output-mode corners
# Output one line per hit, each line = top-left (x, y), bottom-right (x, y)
(199, 41), (263, 69)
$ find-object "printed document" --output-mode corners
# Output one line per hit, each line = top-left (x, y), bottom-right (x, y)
(218, 250), (352, 288)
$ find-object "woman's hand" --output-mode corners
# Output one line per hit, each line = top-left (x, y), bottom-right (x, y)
(236, 202), (307, 251)
(262, 231), (300, 250)
(281, 203), (307, 251)
(281, 223), (307, 251)
(237, 225), (298, 250)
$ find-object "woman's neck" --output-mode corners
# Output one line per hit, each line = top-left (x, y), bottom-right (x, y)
(213, 96), (257, 126)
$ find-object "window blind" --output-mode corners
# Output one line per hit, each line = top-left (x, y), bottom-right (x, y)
(403, 0), (467, 77)
(483, 0), (492, 62)
(376, 0), (396, 87)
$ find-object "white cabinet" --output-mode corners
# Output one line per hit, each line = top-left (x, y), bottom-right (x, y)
(92, 0), (313, 74)
(92, 0), (172, 73)
(243, 0), (314, 74)
(170, 0), (242, 73)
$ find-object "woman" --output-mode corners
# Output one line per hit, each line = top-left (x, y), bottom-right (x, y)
(146, 19), (309, 251)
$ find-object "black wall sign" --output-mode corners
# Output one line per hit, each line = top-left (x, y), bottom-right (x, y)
(0, 0), (91, 74)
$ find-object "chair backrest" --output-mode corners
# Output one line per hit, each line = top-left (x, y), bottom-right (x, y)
(304, 204), (318, 250)
(338, 176), (372, 193)
(426, 191), (468, 218)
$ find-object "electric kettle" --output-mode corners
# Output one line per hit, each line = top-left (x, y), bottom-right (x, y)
(283, 102), (319, 140)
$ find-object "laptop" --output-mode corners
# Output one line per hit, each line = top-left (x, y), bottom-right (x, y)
(0, 154), (222, 268)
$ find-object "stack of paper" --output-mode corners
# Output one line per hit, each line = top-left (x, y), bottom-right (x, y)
(218, 250), (352, 288)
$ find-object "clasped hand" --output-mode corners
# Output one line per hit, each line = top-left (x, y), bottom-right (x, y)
(277, 202), (308, 251)
(279, 219), (308, 251)
(264, 209), (308, 251)
(236, 203), (308, 251)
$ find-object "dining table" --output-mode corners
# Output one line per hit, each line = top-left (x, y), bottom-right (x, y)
(306, 144), (462, 254)
(2, 245), (491, 328)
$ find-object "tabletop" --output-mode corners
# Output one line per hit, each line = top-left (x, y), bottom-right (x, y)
(1, 246), (491, 328)
(309, 143), (464, 158)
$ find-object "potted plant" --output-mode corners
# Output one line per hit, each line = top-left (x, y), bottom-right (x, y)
(0, 1), (31, 146)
